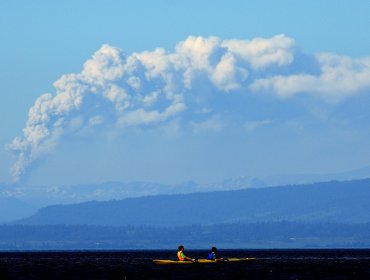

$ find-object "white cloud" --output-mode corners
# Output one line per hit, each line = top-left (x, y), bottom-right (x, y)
(211, 52), (248, 91)
(251, 53), (370, 101)
(223, 34), (295, 70)
(143, 91), (160, 106)
(103, 84), (130, 112)
(244, 120), (274, 132)
(88, 116), (104, 127)
(191, 116), (224, 134)
(82, 44), (125, 84)
(6, 34), (370, 180)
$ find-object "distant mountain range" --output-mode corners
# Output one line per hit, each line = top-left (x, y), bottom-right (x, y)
(0, 176), (280, 223)
(2, 165), (370, 223)
(16, 179), (370, 226)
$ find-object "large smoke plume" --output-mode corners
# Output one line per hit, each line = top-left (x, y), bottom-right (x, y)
(6, 34), (370, 180)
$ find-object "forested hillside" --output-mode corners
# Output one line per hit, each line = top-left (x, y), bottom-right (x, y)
(17, 179), (370, 226)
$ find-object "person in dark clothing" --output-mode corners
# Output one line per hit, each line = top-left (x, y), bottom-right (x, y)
(207, 246), (228, 261)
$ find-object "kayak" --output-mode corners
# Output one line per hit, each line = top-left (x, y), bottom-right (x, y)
(153, 257), (256, 265)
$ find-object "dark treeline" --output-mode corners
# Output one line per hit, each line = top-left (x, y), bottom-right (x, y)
(0, 222), (369, 249)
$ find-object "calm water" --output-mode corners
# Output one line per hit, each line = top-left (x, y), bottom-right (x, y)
(0, 249), (369, 279)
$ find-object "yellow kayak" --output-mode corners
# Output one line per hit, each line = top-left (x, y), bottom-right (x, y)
(153, 258), (256, 265)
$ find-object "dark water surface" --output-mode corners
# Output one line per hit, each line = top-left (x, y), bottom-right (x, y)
(0, 249), (369, 279)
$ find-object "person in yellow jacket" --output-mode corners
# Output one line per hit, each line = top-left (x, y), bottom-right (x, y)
(177, 245), (196, 262)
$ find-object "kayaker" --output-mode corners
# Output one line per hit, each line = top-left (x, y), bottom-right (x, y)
(177, 245), (196, 262)
(207, 246), (228, 261)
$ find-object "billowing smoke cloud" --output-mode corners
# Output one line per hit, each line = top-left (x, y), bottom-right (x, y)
(251, 53), (370, 101)
(6, 34), (370, 180)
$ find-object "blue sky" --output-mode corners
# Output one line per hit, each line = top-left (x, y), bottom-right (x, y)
(1, 0), (370, 186)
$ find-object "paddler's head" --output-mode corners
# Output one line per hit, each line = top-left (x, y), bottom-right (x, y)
(178, 245), (184, 252)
